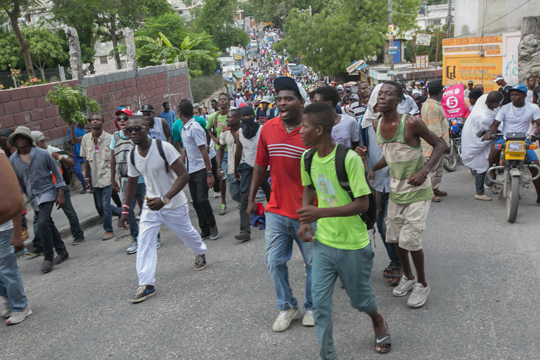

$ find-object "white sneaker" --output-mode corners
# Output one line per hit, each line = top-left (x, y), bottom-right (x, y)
(1, 296), (10, 318)
(393, 275), (417, 297)
(272, 308), (298, 332)
(302, 310), (314, 327)
(213, 191), (221, 198)
(407, 283), (430, 308)
(6, 306), (32, 325)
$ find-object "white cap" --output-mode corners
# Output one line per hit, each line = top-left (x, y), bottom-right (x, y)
(493, 76), (504, 82)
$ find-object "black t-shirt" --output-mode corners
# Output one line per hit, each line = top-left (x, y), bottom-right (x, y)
(533, 85), (540, 106)
(418, 96), (428, 109)
(499, 85), (512, 106)
(256, 107), (274, 124)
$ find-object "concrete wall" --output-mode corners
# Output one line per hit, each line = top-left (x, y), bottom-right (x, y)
(0, 62), (191, 146)
(454, 0), (540, 38)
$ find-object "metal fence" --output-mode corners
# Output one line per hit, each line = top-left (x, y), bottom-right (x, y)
(0, 66), (72, 89)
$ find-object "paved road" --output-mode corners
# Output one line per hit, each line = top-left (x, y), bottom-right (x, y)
(2, 165), (540, 360)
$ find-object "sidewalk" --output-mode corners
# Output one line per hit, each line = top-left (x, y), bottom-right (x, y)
(25, 190), (102, 242)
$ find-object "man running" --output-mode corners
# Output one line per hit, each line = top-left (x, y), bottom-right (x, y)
(247, 77), (314, 331)
(120, 116), (208, 303)
(368, 81), (447, 308)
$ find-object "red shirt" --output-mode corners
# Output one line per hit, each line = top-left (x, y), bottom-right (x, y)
(255, 116), (309, 219)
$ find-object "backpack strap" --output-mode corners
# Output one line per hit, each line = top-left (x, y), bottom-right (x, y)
(113, 132), (120, 149)
(130, 145), (137, 173)
(303, 147), (317, 185)
(156, 139), (170, 173)
(335, 144), (354, 200)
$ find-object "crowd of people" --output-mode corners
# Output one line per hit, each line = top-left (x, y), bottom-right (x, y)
(1, 58), (539, 359)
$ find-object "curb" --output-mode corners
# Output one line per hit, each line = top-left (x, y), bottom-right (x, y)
(58, 215), (102, 239)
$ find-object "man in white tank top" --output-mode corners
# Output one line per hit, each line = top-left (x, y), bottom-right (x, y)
(141, 104), (172, 143)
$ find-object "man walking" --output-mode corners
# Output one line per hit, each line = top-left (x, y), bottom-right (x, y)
(9, 127), (69, 274)
(180, 100), (219, 240)
(368, 81), (447, 308)
(350, 81), (369, 120)
(32, 131), (85, 246)
(68, 121), (90, 193)
(0, 149), (32, 324)
(494, 75), (512, 106)
(256, 96), (275, 124)
(120, 116), (208, 303)
(298, 102), (391, 356)
(247, 77), (314, 331)
(141, 104), (172, 143)
(80, 115), (122, 240)
(217, 109), (242, 213)
(420, 80), (449, 202)
(159, 102), (176, 132)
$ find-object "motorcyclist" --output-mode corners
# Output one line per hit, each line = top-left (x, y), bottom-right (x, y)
(482, 84), (540, 205)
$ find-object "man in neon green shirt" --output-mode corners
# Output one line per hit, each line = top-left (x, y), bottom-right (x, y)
(297, 102), (391, 357)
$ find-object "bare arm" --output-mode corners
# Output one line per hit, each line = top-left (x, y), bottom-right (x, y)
(69, 123), (84, 144)
(0, 152), (24, 225)
(110, 149), (121, 192)
(247, 163), (267, 215)
(162, 119), (172, 143)
(235, 138), (243, 171)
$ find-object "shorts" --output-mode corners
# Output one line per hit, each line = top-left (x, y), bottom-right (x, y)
(495, 137), (538, 163)
(385, 199), (431, 251)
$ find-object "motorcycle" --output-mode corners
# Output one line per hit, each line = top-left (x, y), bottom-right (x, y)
(443, 119), (462, 172)
(477, 130), (540, 223)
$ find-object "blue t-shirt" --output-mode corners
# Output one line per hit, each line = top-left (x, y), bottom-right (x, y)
(159, 110), (176, 133)
(69, 126), (87, 158)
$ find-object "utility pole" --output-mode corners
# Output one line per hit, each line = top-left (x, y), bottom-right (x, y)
(446, 0), (452, 37)
(388, 0), (394, 71)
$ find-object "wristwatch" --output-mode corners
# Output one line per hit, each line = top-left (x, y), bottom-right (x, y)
(207, 171), (214, 177)
(161, 196), (170, 204)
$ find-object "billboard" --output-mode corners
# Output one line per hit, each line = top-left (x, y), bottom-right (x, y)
(442, 36), (503, 93)
(416, 33), (432, 46)
(415, 55), (429, 69)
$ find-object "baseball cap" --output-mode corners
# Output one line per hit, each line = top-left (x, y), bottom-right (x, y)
(141, 104), (155, 112)
(468, 80), (474, 84)
(31, 130), (45, 143)
(337, 84), (344, 91)
(493, 75), (504, 82)
(261, 96), (272, 104)
(510, 83), (528, 95)
(114, 108), (134, 116)
(273, 77), (307, 100)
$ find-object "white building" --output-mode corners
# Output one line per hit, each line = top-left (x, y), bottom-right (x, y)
(167, 0), (202, 19)
(416, 3), (454, 30)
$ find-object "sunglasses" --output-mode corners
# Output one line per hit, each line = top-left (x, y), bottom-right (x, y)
(124, 126), (147, 134)
(117, 116), (130, 121)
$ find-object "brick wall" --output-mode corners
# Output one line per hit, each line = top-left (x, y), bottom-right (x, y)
(0, 62), (191, 145)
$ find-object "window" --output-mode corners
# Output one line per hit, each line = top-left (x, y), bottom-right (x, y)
(178, 10), (183, 14)
(99, 56), (108, 64)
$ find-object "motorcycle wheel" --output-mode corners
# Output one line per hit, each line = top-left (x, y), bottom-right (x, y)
(443, 145), (458, 172)
(506, 176), (520, 223)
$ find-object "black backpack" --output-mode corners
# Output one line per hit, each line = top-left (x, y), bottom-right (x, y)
(130, 139), (170, 174)
(303, 144), (377, 230)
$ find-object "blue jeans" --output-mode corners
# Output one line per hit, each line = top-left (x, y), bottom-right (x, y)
(265, 211), (314, 310)
(221, 151), (228, 173)
(73, 156), (87, 188)
(226, 174), (241, 203)
(32, 188), (83, 247)
(475, 171), (487, 195)
(0, 229), (28, 312)
(93, 185), (122, 232)
(377, 191), (400, 266)
(122, 180), (146, 240)
(312, 240), (377, 360)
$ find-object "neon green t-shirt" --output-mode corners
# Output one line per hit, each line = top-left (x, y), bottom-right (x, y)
(301, 145), (371, 250)
(206, 112), (228, 150)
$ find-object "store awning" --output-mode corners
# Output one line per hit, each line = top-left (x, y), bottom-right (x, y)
(233, 71), (245, 79)
(347, 60), (368, 74)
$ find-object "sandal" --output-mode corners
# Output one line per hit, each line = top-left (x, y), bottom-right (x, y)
(375, 321), (392, 354)
(388, 266), (403, 286)
(383, 262), (393, 278)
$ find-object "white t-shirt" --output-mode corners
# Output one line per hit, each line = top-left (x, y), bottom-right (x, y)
(332, 114), (360, 147)
(219, 130), (243, 174)
(127, 140), (187, 210)
(495, 102), (540, 135)
(526, 89), (534, 103)
(0, 220), (13, 232)
(239, 126), (262, 167)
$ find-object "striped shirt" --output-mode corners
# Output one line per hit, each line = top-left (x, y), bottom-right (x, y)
(255, 116), (310, 218)
(377, 114), (434, 204)
(349, 101), (367, 121)
(420, 98), (449, 157)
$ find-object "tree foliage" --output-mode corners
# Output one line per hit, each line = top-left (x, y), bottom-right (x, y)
(274, 0), (422, 76)
(212, 25), (249, 52)
(249, 0), (324, 27)
(403, 24), (452, 63)
(45, 84), (101, 125)
(23, 26), (69, 71)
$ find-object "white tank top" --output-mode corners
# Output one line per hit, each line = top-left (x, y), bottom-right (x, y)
(148, 117), (167, 141)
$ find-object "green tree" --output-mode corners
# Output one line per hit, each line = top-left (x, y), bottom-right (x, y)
(248, 0), (324, 27)
(212, 25), (249, 52)
(403, 24), (452, 63)
(274, 0), (422, 76)
(0, 29), (24, 71)
(23, 26), (69, 77)
(0, 0), (40, 77)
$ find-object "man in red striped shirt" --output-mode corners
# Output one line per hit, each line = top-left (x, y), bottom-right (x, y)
(248, 77), (315, 332)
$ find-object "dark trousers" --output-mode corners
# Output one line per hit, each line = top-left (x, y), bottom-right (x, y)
(475, 171), (487, 195)
(239, 171), (272, 236)
(188, 168), (216, 233)
(377, 191), (400, 266)
(36, 201), (67, 262)
(210, 157), (220, 193)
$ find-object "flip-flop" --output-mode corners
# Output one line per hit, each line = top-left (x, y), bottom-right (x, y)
(388, 266), (403, 286)
(375, 321), (391, 354)
(383, 262), (393, 278)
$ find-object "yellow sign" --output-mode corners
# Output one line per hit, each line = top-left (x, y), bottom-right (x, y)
(234, 54), (243, 60)
(442, 36), (503, 93)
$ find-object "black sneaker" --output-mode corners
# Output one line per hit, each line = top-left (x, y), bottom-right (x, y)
(26, 245), (43, 256)
(200, 230), (211, 240)
(195, 254), (206, 271)
(80, 188), (87, 194)
(210, 225), (219, 240)
(72, 235), (85, 246)
(131, 285), (155, 303)
(54, 252), (69, 265)
(234, 232), (251, 242)
(41, 260), (54, 274)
